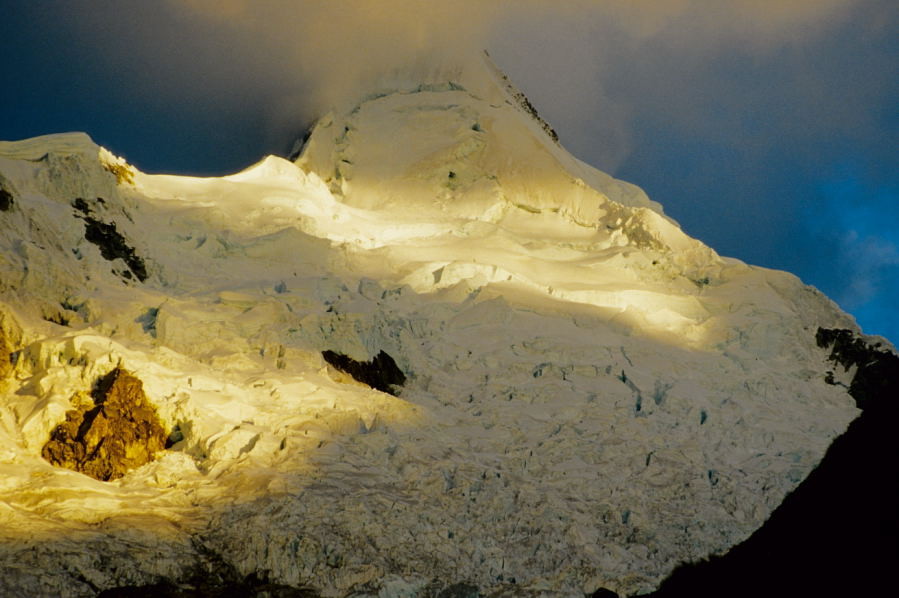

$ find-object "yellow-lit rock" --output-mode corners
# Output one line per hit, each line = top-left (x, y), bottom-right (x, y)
(0, 331), (12, 381)
(0, 308), (21, 380)
(42, 368), (167, 481)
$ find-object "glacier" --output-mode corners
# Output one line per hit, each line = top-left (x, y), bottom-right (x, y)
(0, 57), (884, 597)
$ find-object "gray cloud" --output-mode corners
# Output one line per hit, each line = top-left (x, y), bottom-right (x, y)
(487, 0), (870, 170)
(59, 0), (869, 163)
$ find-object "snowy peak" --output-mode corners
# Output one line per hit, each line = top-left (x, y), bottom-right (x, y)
(480, 50), (560, 145)
(295, 54), (662, 222)
(287, 63), (733, 347)
(0, 131), (98, 160)
(0, 60), (875, 598)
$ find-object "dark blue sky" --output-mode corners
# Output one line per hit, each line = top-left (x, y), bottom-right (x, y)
(2, 1), (896, 342)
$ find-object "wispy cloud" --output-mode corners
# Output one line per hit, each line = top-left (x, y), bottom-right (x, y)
(55, 0), (872, 164)
(800, 173), (899, 338)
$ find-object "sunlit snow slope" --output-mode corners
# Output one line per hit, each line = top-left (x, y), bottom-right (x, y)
(0, 58), (872, 597)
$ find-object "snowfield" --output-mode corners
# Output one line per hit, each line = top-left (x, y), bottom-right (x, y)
(0, 56), (866, 597)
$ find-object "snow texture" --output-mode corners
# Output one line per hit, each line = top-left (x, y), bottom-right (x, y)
(0, 58), (868, 597)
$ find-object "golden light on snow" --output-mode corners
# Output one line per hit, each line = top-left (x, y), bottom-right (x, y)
(0, 53), (863, 596)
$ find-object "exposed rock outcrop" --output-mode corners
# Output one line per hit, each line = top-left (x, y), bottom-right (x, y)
(72, 198), (148, 282)
(0, 307), (22, 381)
(0, 186), (13, 211)
(322, 349), (406, 396)
(817, 327), (899, 409)
(0, 334), (11, 381)
(42, 368), (167, 481)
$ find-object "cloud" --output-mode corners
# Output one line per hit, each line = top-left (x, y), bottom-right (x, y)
(838, 231), (899, 341)
(54, 0), (874, 165)
(164, 0), (863, 101)
(603, 0), (859, 46)
(166, 1), (505, 114)
(104, 0), (856, 174)
(488, 0), (870, 170)
(841, 233), (899, 304)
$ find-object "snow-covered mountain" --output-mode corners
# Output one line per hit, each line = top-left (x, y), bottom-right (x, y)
(0, 56), (890, 597)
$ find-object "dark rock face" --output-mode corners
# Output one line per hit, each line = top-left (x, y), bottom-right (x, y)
(0, 187), (13, 211)
(437, 583), (480, 598)
(288, 125), (316, 161)
(817, 327), (899, 409)
(322, 349), (406, 395)
(640, 328), (898, 598)
(491, 63), (559, 144)
(42, 368), (168, 481)
(72, 197), (148, 282)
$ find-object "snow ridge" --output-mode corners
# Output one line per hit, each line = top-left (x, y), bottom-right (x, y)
(481, 50), (560, 144)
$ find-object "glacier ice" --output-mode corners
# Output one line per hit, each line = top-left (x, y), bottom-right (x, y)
(0, 59), (877, 597)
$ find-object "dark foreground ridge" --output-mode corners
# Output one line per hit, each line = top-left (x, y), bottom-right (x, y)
(639, 328), (898, 598)
(322, 349), (406, 396)
(97, 545), (321, 598)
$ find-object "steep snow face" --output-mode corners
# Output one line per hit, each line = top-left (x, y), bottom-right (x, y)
(0, 75), (867, 598)
(291, 60), (726, 348)
(296, 55), (661, 221)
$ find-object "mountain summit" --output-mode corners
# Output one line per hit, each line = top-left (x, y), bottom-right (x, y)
(0, 58), (888, 597)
